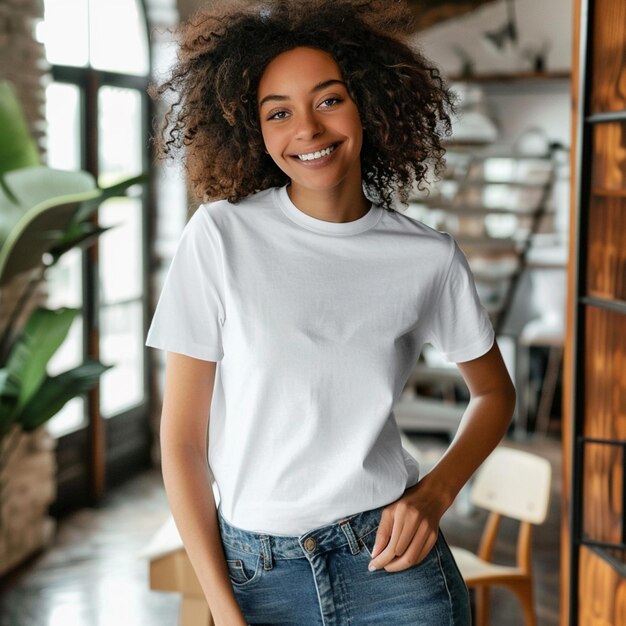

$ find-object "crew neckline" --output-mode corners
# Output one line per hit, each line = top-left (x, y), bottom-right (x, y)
(274, 184), (382, 236)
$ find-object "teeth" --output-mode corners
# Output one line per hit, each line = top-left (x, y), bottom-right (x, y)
(297, 144), (336, 161)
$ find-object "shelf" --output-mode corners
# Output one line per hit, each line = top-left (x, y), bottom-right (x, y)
(406, 364), (465, 387)
(447, 71), (571, 83)
(419, 144), (558, 337)
(525, 261), (567, 270)
(440, 145), (554, 160)
(414, 198), (545, 215)
(581, 296), (626, 315)
(458, 178), (552, 189)
(455, 236), (521, 250)
(591, 189), (626, 198)
(586, 110), (626, 124)
(431, 205), (539, 216)
(473, 271), (518, 283)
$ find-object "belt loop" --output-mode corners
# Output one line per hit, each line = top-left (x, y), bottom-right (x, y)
(340, 520), (361, 555)
(259, 535), (273, 570)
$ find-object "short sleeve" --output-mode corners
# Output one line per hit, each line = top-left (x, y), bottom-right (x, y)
(424, 234), (495, 363)
(145, 205), (226, 361)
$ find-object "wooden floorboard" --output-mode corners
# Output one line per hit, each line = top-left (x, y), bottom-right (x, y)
(0, 432), (561, 625)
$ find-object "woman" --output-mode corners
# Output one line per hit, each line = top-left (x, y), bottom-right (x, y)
(145, 1), (516, 624)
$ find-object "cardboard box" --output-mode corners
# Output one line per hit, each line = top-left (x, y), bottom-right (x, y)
(138, 483), (221, 626)
(149, 543), (214, 626)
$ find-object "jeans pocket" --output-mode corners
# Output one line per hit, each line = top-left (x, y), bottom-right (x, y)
(358, 527), (378, 559)
(359, 526), (440, 571)
(222, 542), (263, 588)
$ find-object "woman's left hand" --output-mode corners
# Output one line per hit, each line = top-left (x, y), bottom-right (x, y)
(367, 474), (454, 573)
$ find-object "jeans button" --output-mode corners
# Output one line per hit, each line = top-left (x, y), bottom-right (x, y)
(304, 537), (316, 552)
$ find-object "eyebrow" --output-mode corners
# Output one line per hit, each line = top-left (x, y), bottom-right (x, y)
(258, 79), (347, 109)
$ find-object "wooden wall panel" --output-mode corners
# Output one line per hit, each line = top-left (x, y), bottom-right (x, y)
(590, 0), (626, 114)
(584, 308), (626, 443)
(590, 122), (626, 193)
(582, 442), (622, 551)
(568, 0), (626, 623)
(581, 308), (626, 570)
(579, 546), (626, 625)
(587, 196), (626, 302)
(586, 122), (626, 301)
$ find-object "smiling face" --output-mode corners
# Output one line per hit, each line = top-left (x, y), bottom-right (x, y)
(257, 46), (364, 197)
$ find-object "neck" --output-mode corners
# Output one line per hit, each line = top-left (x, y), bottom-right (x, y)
(286, 180), (371, 223)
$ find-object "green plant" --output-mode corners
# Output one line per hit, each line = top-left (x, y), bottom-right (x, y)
(0, 82), (39, 176)
(0, 80), (149, 518)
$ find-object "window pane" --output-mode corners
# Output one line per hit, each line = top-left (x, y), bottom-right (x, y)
(98, 86), (143, 186)
(89, 0), (149, 75)
(99, 300), (144, 417)
(46, 247), (83, 309)
(98, 196), (144, 418)
(42, 0), (89, 67)
(45, 83), (82, 170)
(99, 197), (143, 302)
(97, 83), (146, 419)
(46, 248), (87, 437)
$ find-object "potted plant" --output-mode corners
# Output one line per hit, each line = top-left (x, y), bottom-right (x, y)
(0, 80), (148, 574)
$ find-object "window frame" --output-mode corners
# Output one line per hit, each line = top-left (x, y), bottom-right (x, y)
(45, 0), (155, 514)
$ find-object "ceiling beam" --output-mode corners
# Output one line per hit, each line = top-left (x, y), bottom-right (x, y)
(407, 0), (501, 31)
(176, 0), (502, 34)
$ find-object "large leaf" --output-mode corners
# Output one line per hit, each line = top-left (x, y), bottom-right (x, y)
(0, 192), (101, 286)
(0, 166), (99, 249)
(18, 360), (113, 431)
(0, 81), (40, 176)
(2, 166), (96, 212)
(0, 170), (146, 284)
(69, 173), (149, 226)
(0, 180), (25, 245)
(4, 307), (78, 413)
(47, 224), (114, 264)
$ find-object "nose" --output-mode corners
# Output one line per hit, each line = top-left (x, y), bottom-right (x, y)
(294, 110), (324, 140)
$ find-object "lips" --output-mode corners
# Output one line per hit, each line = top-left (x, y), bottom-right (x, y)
(289, 142), (340, 159)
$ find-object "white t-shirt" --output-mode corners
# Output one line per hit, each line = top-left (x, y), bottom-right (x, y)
(145, 183), (495, 535)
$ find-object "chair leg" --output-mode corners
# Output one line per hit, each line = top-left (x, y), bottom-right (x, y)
(474, 585), (490, 626)
(506, 580), (537, 626)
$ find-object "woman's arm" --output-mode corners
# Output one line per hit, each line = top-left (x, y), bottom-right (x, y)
(160, 352), (247, 625)
(420, 338), (516, 505)
(367, 340), (516, 572)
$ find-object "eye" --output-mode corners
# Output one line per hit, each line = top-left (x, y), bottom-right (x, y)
(266, 97), (344, 121)
(321, 97), (342, 107)
(267, 109), (288, 121)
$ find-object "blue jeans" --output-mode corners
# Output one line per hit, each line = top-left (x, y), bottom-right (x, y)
(217, 502), (471, 625)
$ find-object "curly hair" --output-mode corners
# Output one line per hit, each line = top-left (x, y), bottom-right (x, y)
(149, 0), (457, 211)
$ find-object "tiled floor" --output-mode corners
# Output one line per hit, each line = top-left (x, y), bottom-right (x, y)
(0, 432), (562, 626)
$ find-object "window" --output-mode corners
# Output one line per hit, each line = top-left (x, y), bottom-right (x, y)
(38, 0), (153, 507)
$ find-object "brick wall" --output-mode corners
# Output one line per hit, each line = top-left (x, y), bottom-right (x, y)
(0, 0), (49, 349)
(0, 0), (47, 153)
(0, 0), (54, 575)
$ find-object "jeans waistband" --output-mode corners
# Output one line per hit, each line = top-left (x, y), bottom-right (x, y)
(217, 504), (386, 560)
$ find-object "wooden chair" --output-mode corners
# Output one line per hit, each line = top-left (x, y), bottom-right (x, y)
(448, 446), (552, 626)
